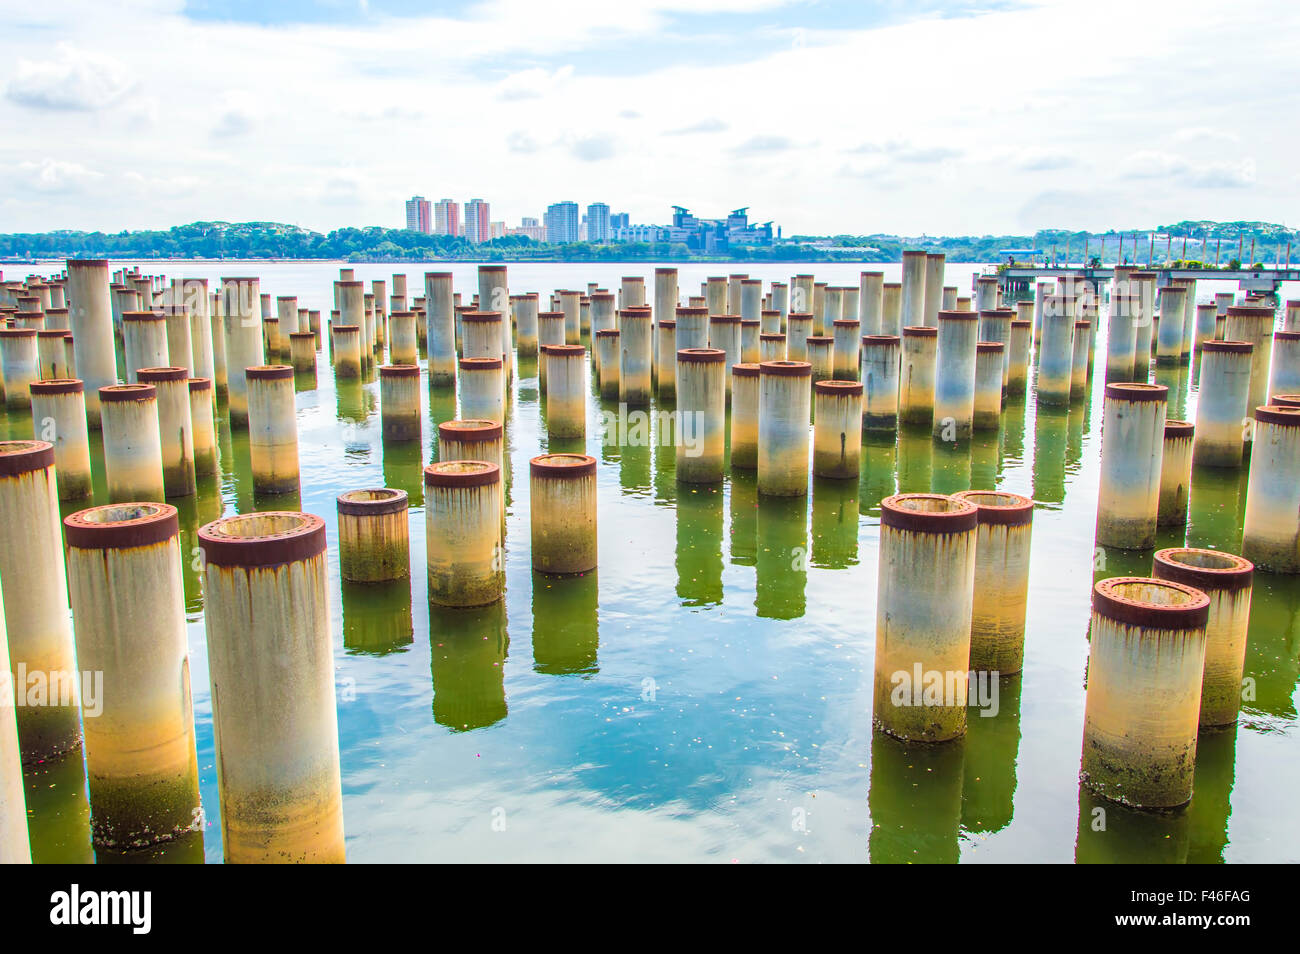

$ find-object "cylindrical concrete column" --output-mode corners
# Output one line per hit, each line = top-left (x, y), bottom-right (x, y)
(1105, 292), (1138, 382)
(1130, 272), (1156, 379)
(1193, 340), (1252, 467)
(622, 276), (646, 309)
(424, 462), (503, 606)
(1095, 383), (1168, 549)
(705, 277), (728, 316)
(899, 325), (937, 426)
(786, 314), (813, 361)
(221, 278), (264, 427)
(1008, 319), (1031, 393)
(1152, 548), (1252, 727)
(1082, 577), (1209, 808)
(332, 324), (362, 378)
(674, 349), (726, 483)
(654, 319), (677, 398)
(709, 315), (742, 395)
(671, 305), (705, 353)
(861, 335), (900, 431)
(1156, 285), (1187, 366)
(37, 329), (70, 380)
(873, 493), (978, 742)
(64, 502), (200, 848)
(559, 290), (582, 344)
(289, 331), (316, 374)
(822, 286), (843, 336)
(462, 311), (504, 362)
(813, 380), (862, 478)
(758, 360), (812, 496)
(162, 305), (194, 374)
(832, 319), (860, 380)
(951, 491), (1033, 674)
(1070, 319), (1091, 400)
(1193, 303), (1218, 354)
(594, 330), (621, 399)
(922, 252), (945, 327)
(388, 312), (417, 365)
(1158, 419), (1194, 527)
(973, 342), (1004, 430)
(137, 367), (196, 498)
(806, 336), (834, 384)
(100, 384), (165, 503)
(740, 318), (760, 365)
(210, 291), (228, 398)
(977, 309), (1012, 390)
(858, 270), (883, 335)
(29, 379), (91, 500)
(380, 364), (421, 442)
(1269, 330), (1300, 399)
(1242, 405), (1300, 572)
(512, 294), (539, 357)
(189, 378), (217, 477)
(0, 441), (80, 762)
(759, 332), (786, 363)
(655, 267), (678, 324)
(246, 366), (299, 494)
(437, 417), (502, 470)
(458, 357), (504, 424)
(1223, 305), (1275, 431)
(530, 454), (597, 574)
(739, 277), (761, 323)
(1037, 295), (1074, 406)
(975, 276), (1000, 314)
(425, 272), (456, 386)
(65, 259), (117, 428)
(542, 344), (586, 438)
(880, 283), (902, 336)
(619, 306), (653, 406)
(337, 489), (409, 583)
(900, 251), (926, 329)
(1, 328), (38, 409)
(199, 511), (344, 862)
(730, 363), (760, 469)
(122, 312), (170, 383)
(0, 578), (30, 861)
(933, 311), (978, 440)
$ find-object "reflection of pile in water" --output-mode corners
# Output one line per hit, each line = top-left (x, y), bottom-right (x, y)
(531, 570), (599, 677)
(430, 602), (509, 732)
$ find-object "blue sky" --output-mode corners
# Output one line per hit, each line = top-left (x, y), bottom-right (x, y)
(0, 0), (1290, 234)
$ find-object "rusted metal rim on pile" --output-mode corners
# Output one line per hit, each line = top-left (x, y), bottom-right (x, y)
(65, 502), (179, 550)
(881, 493), (978, 534)
(199, 512), (327, 568)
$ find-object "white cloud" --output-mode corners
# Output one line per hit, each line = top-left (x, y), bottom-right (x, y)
(12, 159), (105, 193)
(1121, 151), (1256, 188)
(4, 43), (134, 111)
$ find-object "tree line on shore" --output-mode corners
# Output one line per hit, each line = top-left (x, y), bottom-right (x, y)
(1, 219), (1291, 264)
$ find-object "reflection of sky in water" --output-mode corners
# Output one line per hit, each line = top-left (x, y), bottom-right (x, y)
(7, 262), (1300, 863)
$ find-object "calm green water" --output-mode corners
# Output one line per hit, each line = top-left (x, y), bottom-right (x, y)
(5, 262), (1299, 863)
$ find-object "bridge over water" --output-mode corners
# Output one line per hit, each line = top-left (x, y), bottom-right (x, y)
(996, 266), (1300, 296)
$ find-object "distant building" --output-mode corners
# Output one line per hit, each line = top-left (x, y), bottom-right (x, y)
(434, 198), (460, 237)
(613, 224), (667, 244)
(464, 199), (490, 243)
(510, 218), (546, 241)
(545, 201), (580, 244)
(586, 202), (611, 243)
(405, 196), (432, 233)
(490, 221), (507, 239)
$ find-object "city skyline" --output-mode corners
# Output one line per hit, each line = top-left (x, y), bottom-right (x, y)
(0, 0), (1292, 236)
